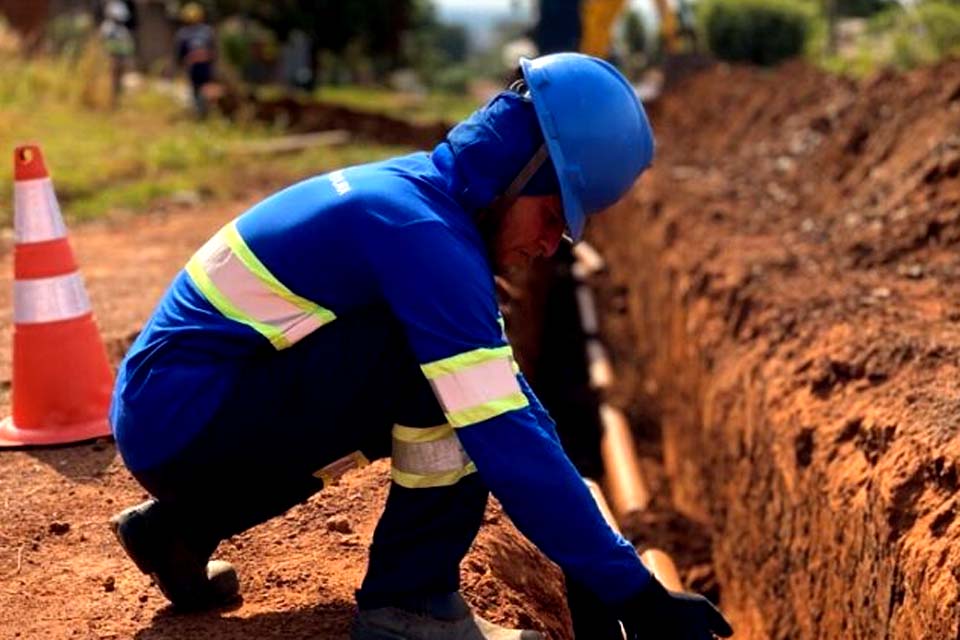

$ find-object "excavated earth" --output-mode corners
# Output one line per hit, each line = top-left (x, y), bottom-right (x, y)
(590, 60), (960, 638)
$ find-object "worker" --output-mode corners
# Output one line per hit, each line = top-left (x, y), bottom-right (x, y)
(109, 53), (733, 640)
(99, 0), (136, 108)
(174, 2), (216, 119)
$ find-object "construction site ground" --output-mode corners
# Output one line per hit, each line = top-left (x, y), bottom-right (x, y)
(1, 57), (960, 640)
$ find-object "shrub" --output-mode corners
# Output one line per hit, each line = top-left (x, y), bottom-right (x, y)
(913, 2), (960, 57)
(854, 1), (960, 71)
(699, 0), (814, 65)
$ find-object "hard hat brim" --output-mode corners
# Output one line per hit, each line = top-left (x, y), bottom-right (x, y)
(520, 56), (586, 242)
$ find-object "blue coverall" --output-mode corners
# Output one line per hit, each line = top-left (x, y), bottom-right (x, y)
(110, 92), (652, 609)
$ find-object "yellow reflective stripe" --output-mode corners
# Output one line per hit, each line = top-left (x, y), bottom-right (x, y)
(392, 462), (477, 489)
(446, 391), (529, 428)
(392, 423), (454, 444)
(420, 345), (514, 379)
(223, 222), (336, 326)
(186, 256), (290, 349)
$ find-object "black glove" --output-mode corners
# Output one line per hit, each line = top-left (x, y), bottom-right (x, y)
(618, 578), (734, 640)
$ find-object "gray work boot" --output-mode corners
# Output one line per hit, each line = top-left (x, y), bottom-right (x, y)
(351, 592), (543, 640)
(110, 499), (240, 611)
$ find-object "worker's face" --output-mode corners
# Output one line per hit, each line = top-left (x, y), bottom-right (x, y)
(492, 195), (566, 271)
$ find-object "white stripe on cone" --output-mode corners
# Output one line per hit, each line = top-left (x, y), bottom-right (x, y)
(14, 272), (92, 324)
(14, 178), (67, 244)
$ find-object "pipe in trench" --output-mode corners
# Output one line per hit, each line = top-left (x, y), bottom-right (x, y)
(575, 246), (685, 610)
(571, 257), (652, 519)
(584, 478), (685, 592)
(599, 400), (652, 519)
(586, 338), (614, 390)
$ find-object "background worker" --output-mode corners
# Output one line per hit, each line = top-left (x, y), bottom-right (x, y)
(174, 2), (216, 119)
(109, 53), (733, 640)
(98, 0), (135, 108)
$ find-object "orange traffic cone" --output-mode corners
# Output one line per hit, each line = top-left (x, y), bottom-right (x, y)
(0, 145), (114, 446)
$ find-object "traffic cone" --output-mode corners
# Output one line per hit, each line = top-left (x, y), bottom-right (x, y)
(0, 145), (114, 446)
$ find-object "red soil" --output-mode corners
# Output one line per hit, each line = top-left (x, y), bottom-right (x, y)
(591, 60), (960, 638)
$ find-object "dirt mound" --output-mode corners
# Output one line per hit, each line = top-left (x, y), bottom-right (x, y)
(591, 60), (960, 638)
(0, 201), (571, 639)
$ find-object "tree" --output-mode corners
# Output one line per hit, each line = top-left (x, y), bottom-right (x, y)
(209, 0), (417, 66)
(836, 0), (895, 17)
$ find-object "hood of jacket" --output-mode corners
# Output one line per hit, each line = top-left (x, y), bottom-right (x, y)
(430, 91), (559, 213)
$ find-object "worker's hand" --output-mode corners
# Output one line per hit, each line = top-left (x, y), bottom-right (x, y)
(617, 577), (733, 639)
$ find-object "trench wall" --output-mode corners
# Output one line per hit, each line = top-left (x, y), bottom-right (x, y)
(590, 62), (960, 639)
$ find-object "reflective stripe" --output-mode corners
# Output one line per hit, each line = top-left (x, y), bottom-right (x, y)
(14, 272), (91, 324)
(444, 393), (528, 428)
(391, 423), (477, 488)
(186, 221), (336, 349)
(421, 345), (514, 378)
(421, 346), (529, 428)
(14, 178), (67, 244)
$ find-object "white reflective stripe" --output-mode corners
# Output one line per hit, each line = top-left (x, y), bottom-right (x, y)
(429, 357), (521, 415)
(14, 272), (91, 324)
(391, 424), (473, 475)
(391, 423), (477, 488)
(194, 233), (326, 346)
(14, 178), (67, 244)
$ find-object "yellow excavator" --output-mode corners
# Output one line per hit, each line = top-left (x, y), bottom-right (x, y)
(534, 0), (702, 96)
(578, 0), (684, 59)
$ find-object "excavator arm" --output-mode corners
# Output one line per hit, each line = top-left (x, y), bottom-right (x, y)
(579, 0), (627, 57)
(579, 0), (682, 58)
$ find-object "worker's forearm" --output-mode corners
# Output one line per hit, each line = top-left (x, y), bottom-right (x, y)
(456, 416), (651, 605)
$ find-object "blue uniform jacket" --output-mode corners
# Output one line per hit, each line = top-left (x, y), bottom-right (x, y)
(111, 92), (651, 606)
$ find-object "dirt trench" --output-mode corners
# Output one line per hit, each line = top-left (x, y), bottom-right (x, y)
(589, 61), (960, 639)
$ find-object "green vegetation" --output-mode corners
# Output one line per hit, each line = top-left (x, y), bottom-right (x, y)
(311, 85), (481, 125)
(208, 1), (471, 93)
(692, 0), (960, 77)
(0, 34), (405, 225)
(698, 0), (814, 66)
(815, 1), (960, 76)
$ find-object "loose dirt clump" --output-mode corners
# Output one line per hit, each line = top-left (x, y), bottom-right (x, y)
(591, 60), (960, 639)
(0, 199), (571, 639)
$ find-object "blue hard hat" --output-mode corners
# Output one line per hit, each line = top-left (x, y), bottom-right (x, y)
(520, 53), (655, 241)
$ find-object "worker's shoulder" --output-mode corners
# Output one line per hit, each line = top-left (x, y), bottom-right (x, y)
(337, 159), (458, 231)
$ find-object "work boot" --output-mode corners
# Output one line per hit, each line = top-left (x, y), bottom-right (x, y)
(351, 592), (543, 640)
(110, 499), (240, 611)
